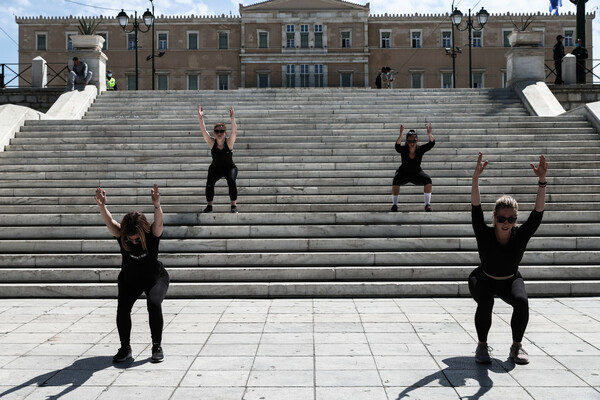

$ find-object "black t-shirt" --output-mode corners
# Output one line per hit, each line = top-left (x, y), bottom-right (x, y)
(471, 204), (543, 277)
(553, 42), (565, 61)
(395, 140), (435, 172)
(211, 141), (236, 169)
(116, 230), (161, 282)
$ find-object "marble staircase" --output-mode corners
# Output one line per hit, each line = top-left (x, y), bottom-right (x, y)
(1, 88), (599, 297)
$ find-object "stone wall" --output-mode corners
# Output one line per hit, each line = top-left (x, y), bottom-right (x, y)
(0, 88), (63, 113)
(550, 85), (600, 111)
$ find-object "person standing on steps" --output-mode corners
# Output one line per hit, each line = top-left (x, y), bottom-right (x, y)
(552, 35), (565, 85)
(469, 152), (548, 366)
(571, 38), (588, 84)
(197, 105), (239, 213)
(391, 123), (435, 212)
(95, 184), (169, 364)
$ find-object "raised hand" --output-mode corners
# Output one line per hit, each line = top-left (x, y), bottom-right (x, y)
(198, 105), (204, 120)
(426, 123), (432, 136)
(530, 155), (548, 180)
(230, 106), (235, 119)
(400, 124), (404, 134)
(151, 184), (161, 206)
(473, 152), (489, 178)
(95, 187), (107, 206)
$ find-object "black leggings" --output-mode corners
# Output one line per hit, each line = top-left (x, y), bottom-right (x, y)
(393, 169), (432, 186)
(116, 267), (170, 346)
(468, 266), (529, 343)
(206, 165), (238, 202)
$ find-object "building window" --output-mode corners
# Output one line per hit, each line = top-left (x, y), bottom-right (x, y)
(66, 33), (76, 51)
(411, 30), (422, 48)
(300, 24), (309, 48)
(36, 33), (47, 51)
(441, 30), (451, 48)
(314, 64), (324, 87)
(300, 64), (310, 87)
(314, 24), (323, 48)
(128, 33), (136, 50)
(441, 72), (453, 88)
(127, 75), (136, 90)
(157, 75), (169, 90)
(503, 30), (512, 47)
(98, 32), (108, 50)
(258, 31), (268, 48)
(218, 32), (229, 50)
(286, 64), (295, 88)
(472, 72), (484, 88)
(341, 31), (351, 48)
(380, 31), (391, 48)
(257, 73), (269, 88)
(563, 29), (574, 47)
(472, 31), (482, 48)
(286, 25), (295, 48)
(532, 28), (544, 47)
(188, 32), (198, 50)
(340, 72), (352, 87)
(158, 32), (168, 50)
(187, 75), (199, 90)
(218, 74), (229, 90)
(411, 72), (423, 88)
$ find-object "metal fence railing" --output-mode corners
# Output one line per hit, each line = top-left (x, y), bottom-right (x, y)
(545, 59), (600, 83)
(0, 62), (68, 89)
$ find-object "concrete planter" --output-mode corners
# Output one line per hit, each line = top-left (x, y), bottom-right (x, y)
(71, 35), (105, 51)
(507, 31), (543, 47)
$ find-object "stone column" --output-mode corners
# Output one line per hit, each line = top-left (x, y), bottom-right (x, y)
(505, 31), (544, 87)
(68, 35), (108, 93)
(31, 56), (48, 88)
(562, 54), (577, 85)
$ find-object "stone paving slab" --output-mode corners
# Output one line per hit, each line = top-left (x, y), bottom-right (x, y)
(0, 298), (599, 400)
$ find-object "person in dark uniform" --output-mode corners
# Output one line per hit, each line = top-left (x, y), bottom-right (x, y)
(571, 38), (588, 84)
(197, 106), (239, 213)
(552, 35), (565, 84)
(391, 123), (435, 212)
(95, 184), (169, 364)
(469, 152), (548, 365)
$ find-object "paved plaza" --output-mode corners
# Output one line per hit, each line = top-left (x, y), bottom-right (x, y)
(0, 297), (599, 400)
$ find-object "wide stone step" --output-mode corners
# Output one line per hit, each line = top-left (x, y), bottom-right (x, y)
(1, 250), (598, 267)
(1, 265), (599, 283)
(0, 236), (598, 253)
(2, 279), (598, 297)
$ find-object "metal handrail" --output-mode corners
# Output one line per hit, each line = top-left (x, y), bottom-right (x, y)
(0, 63), (31, 88)
(545, 58), (600, 83)
(46, 63), (69, 87)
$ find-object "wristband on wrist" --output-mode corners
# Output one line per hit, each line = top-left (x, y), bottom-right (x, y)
(538, 180), (547, 186)
(154, 205), (161, 209)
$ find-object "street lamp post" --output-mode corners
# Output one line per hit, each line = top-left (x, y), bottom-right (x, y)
(451, 7), (489, 88)
(117, 8), (154, 90)
(150, 0), (155, 90)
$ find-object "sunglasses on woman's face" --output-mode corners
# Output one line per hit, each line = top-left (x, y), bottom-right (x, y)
(214, 129), (226, 134)
(125, 237), (140, 245)
(407, 139), (417, 144)
(496, 215), (517, 224)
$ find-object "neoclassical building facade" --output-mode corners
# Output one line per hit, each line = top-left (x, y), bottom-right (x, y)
(16, 0), (595, 89)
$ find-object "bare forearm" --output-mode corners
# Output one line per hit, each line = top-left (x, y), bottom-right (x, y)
(535, 182), (546, 212)
(98, 205), (121, 237)
(152, 204), (164, 236)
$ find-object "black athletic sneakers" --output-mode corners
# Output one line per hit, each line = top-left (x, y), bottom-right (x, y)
(475, 343), (492, 364)
(390, 204), (398, 212)
(151, 344), (164, 363)
(112, 345), (132, 363)
(509, 344), (529, 364)
(231, 205), (238, 213)
(425, 204), (433, 212)
(203, 205), (213, 213)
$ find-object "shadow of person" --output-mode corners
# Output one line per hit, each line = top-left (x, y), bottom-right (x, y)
(0, 355), (149, 399)
(394, 355), (515, 400)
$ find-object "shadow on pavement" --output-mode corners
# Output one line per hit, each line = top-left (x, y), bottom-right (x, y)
(0, 355), (149, 399)
(394, 356), (516, 400)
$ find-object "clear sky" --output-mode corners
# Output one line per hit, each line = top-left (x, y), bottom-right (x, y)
(1, 0), (598, 79)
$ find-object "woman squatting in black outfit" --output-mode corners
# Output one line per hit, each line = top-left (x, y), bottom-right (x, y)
(391, 123), (435, 212)
(197, 105), (239, 213)
(95, 184), (170, 363)
(470, 152), (548, 365)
